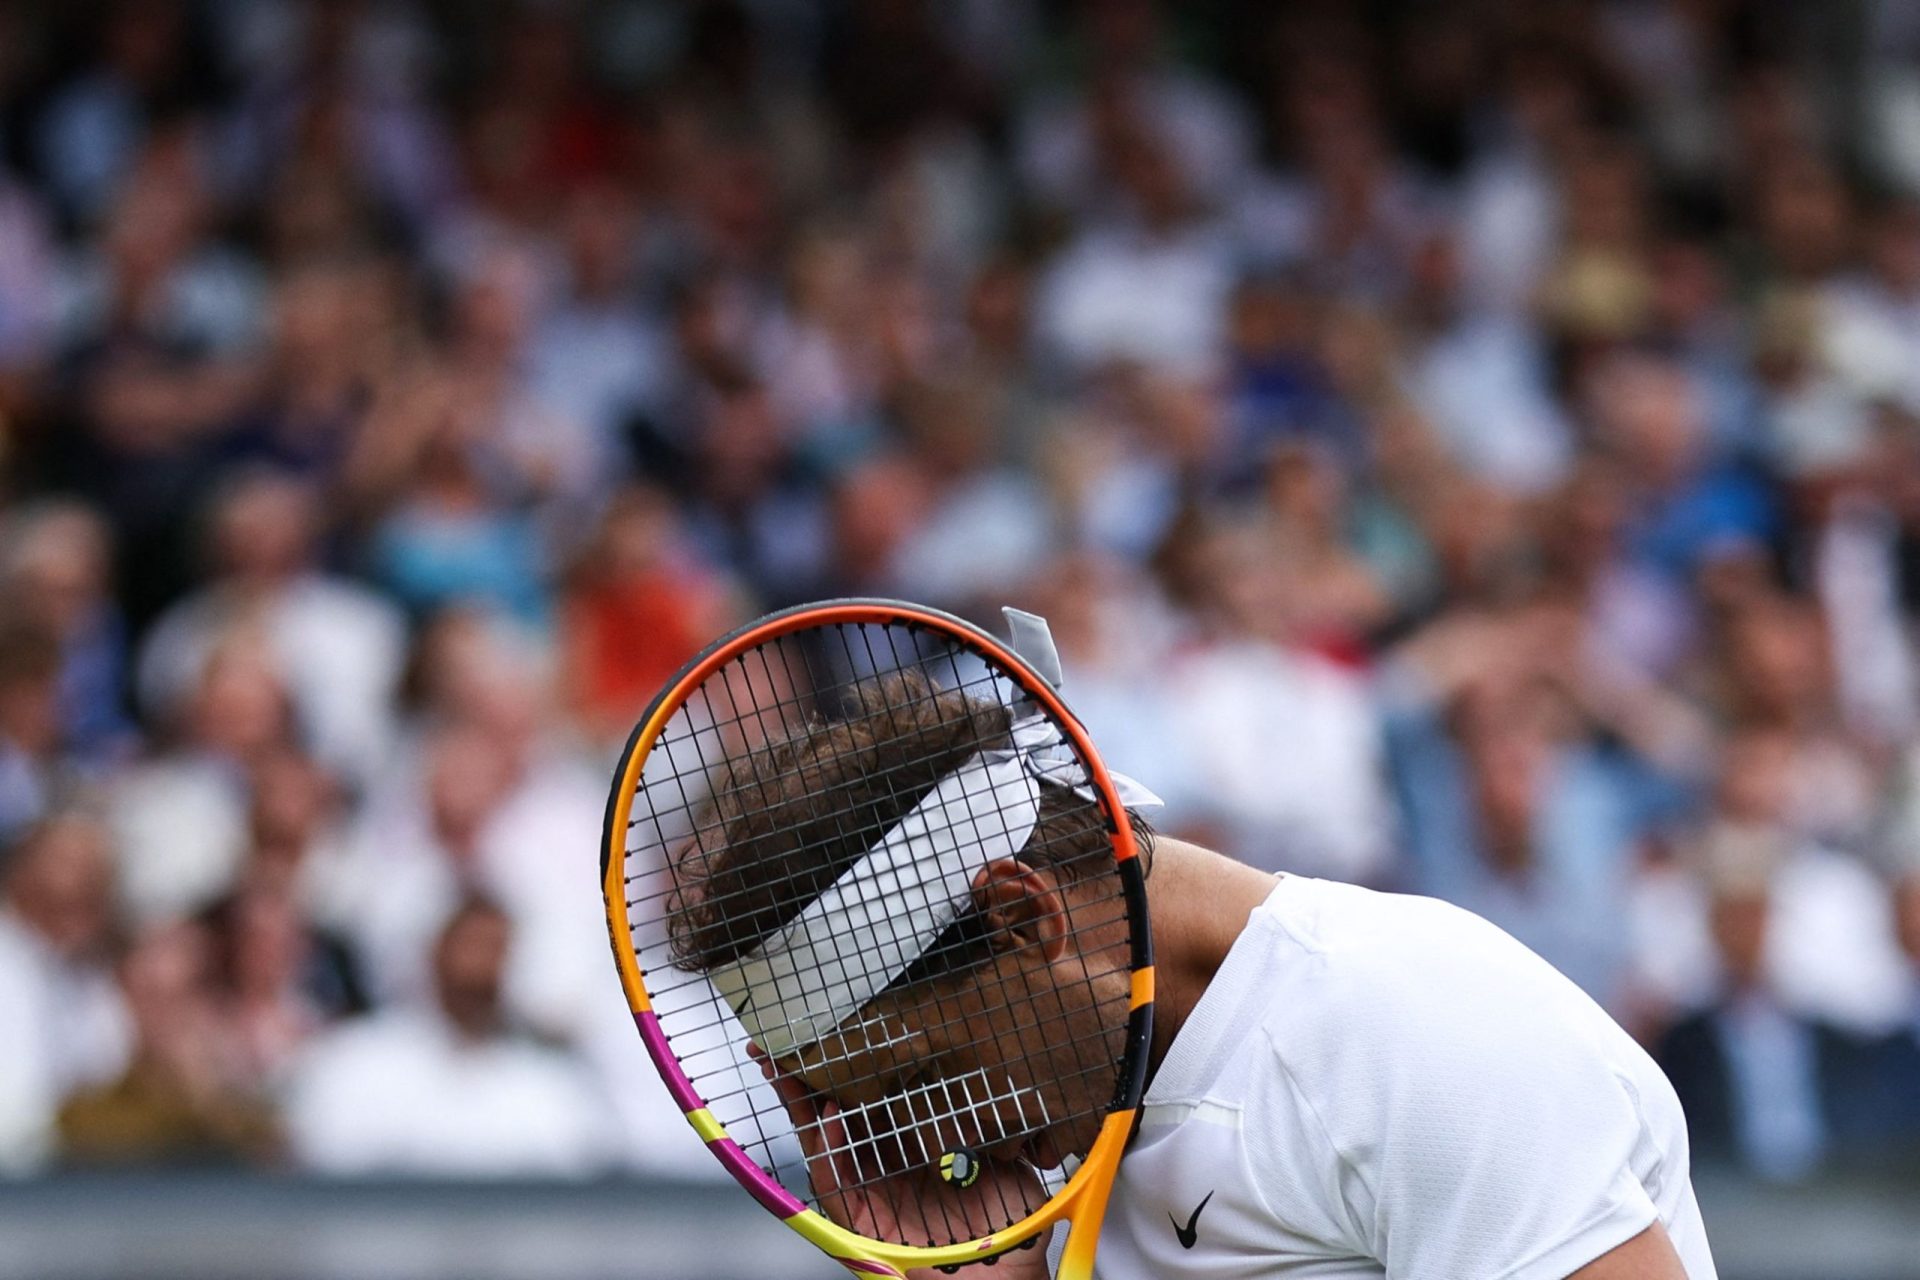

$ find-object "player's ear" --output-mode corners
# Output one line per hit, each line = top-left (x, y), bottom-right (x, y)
(971, 859), (1068, 961)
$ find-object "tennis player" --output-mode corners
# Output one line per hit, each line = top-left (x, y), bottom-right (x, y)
(670, 648), (1717, 1279)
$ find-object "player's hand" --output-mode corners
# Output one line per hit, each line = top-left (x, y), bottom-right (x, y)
(751, 1044), (1051, 1279)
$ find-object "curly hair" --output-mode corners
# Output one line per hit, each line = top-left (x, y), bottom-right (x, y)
(667, 669), (1152, 981)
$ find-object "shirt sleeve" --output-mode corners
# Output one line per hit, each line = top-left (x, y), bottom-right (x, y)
(1251, 923), (1667, 1280)
(1341, 1011), (1660, 1280)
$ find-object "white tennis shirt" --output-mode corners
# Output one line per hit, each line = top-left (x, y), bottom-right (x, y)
(1077, 876), (1717, 1279)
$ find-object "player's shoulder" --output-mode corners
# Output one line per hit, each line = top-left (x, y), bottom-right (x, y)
(1170, 879), (1701, 1280)
(1247, 877), (1652, 1116)
(1253, 874), (1570, 1001)
(1143, 878), (1682, 1252)
(1151, 878), (1520, 1103)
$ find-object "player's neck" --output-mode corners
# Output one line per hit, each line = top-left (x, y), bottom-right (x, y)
(1141, 838), (1280, 1086)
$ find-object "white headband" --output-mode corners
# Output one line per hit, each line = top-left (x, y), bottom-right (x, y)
(709, 610), (1161, 1059)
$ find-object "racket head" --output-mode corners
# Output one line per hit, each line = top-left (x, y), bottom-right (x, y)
(601, 599), (1153, 1276)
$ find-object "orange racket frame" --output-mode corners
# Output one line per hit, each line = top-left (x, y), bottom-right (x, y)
(599, 599), (1154, 1278)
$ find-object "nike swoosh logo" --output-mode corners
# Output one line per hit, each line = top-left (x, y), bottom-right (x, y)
(1170, 1190), (1214, 1249)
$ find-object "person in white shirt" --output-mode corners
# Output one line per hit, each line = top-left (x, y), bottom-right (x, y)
(1032, 122), (1237, 379)
(1629, 729), (1910, 1036)
(137, 470), (406, 794)
(0, 813), (133, 1173)
(283, 895), (614, 1178)
(1652, 844), (1856, 1182)
(1166, 629), (1393, 885)
(681, 663), (1717, 1279)
(109, 635), (295, 925)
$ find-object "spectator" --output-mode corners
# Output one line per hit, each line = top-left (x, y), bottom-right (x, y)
(58, 917), (278, 1167)
(334, 626), (602, 1025)
(1384, 608), (1647, 1005)
(1218, 272), (1345, 467)
(1809, 481), (1919, 749)
(1823, 199), (1920, 415)
(218, 258), (387, 481)
(0, 813), (132, 1173)
(217, 1), (453, 241)
(1011, 552), (1194, 817)
(1654, 838), (1880, 1181)
(283, 896), (613, 1177)
(888, 375), (1054, 611)
(526, 184), (669, 471)
(34, 1), (199, 225)
(1034, 117), (1235, 376)
(431, 244), (604, 509)
(0, 502), (136, 764)
(199, 882), (362, 1092)
(0, 149), (59, 423)
(1403, 229), (1574, 495)
(137, 468), (405, 791)
(353, 365), (555, 627)
(1250, 443), (1392, 655)
(332, 720), (518, 1010)
(1751, 289), (1874, 480)
(1706, 597), (1882, 851)
(1587, 351), (1777, 585)
(109, 633), (296, 924)
(1539, 459), (1697, 685)
(1630, 727), (1910, 1033)
(54, 131), (265, 533)
(0, 618), (69, 846)
(677, 369), (828, 607)
(759, 224), (891, 446)
(1843, 864), (1920, 1170)
(1167, 522), (1393, 884)
(559, 484), (739, 748)
(1017, 0), (1253, 221)
(240, 747), (351, 916)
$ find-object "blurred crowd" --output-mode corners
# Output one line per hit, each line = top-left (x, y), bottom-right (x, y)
(3, 0), (1920, 1188)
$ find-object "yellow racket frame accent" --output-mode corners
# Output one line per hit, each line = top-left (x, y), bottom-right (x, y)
(600, 600), (1154, 1279)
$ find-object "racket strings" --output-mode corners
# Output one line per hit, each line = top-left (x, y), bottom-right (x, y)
(630, 666), (1015, 952)
(638, 925), (1131, 1158)
(626, 803), (1129, 1004)
(631, 896), (1132, 1013)
(625, 621), (1134, 1247)
(624, 722), (1128, 999)
(630, 627), (976, 812)
(624, 663), (1012, 861)
(660, 694), (1029, 967)
(786, 1065), (1054, 1169)
(626, 640), (1098, 988)
(650, 852), (1127, 1139)
(666, 907), (1127, 1239)
(631, 812), (1131, 1105)
(648, 942), (1133, 1109)
(626, 747), (1113, 912)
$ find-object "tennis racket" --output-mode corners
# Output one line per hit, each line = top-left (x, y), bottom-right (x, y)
(600, 598), (1155, 1278)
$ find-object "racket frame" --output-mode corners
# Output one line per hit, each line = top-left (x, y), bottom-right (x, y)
(600, 598), (1154, 1279)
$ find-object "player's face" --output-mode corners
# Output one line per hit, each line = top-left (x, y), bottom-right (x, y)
(778, 869), (1131, 1176)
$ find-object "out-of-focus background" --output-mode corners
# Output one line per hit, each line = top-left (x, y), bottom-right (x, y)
(0, 0), (1918, 1276)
